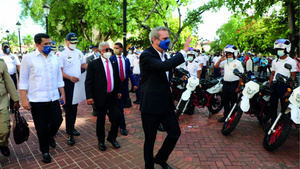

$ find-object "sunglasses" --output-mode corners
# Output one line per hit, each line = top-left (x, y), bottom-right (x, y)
(103, 48), (112, 52)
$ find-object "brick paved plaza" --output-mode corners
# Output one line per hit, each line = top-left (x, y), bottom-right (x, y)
(0, 94), (299, 169)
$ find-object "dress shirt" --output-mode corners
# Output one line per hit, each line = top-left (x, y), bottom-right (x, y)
(116, 55), (126, 79)
(0, 54), (20, 74)
(19, 50), (64, 102)
(132, 57), (140, 74)
(220, 59), (244, 82)
(271, 56), (297, 81)
(100, 57), (114, 91)
(59, 47), (85, 78)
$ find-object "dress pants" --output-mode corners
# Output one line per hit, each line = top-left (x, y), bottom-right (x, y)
(142, 112), (181, 169)
(9, 73), (17, 112)
(63, 79), (78, 136)
(201, 66), (207, 79)
(120, 80), (129, 130)
(0, 95), (10, 147)
(30, 101), (63, 153)
(222, 81), (239, 117)
(96, 93), (121, 143)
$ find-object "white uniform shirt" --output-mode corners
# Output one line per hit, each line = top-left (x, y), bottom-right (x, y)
(220, 59), (244, 82)
(271, 56), (297, 81)
(19, 50), (64, 102)
(200, 55), (209, 66)
(132, 57), (140, 75)
(116, 55), (127, 79)
(127, 54), (135, 67)
(0, 54), (20, 74)
(212, 56), (221, 66)
(187, 61), (201, 77)
(59, 47), (85, 78)
(100, 57), (114, 91)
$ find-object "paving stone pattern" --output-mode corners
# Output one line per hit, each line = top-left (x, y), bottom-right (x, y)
(0, 94), (299, 169)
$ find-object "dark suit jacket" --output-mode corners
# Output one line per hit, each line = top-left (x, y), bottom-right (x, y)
(85, 58), (121, 107)
(139, 46), (185, 115)
(110, 55), (137, 86)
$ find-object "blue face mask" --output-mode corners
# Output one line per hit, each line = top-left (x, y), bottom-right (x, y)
(42, 46), (51, 55)
(95, 52), (100, 58)
(277, 50), (285, 57)
(159, 39), (170, 50)
(227, 58), (234, 63)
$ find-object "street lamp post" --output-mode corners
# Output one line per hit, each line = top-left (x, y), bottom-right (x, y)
(43, 4), (50, 34)
(5, 30), (9, 44)
(16, 21), (22, 55)
(123, 0), (127, 56)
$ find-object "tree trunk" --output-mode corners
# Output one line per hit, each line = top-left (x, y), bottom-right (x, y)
(286, 0), (297, 57)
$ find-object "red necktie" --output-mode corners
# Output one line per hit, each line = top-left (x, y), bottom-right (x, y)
(119, 56), (125, 82)
(105, 59), (112, 92)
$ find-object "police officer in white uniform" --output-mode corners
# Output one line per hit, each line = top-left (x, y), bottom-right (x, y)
(215, 45), (244, 122)
(59, 32), (87, 146)
(186, 51), (201, 78)
(269, 39), (297, 123)
(0, 42), (20, 113)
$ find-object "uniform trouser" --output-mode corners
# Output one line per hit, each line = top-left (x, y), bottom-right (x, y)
(134, 74), (141, 101)
(96, 93), (121, 143)
(222, 81), (239, 117)
(63, 79), (78, 135)
(201, 66), (207, 79)
(213, 68), (221, 78)
(142, 112), (181, 169)
(296, 72), (300, 87)
(30, 101), (63, 153)
(120, 80), (129, 130)
(270, 83), (289, 123)
(9, 74), (17, 112)
(0, 95), (10, 147)
(258, 67), (267, 78)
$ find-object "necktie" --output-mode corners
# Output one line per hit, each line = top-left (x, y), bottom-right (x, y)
(105, 59), (112, 92)
(119, 56), (125, 82)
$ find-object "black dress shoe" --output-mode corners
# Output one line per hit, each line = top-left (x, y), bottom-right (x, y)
(120, 129), (128, 136)
(154, 160), (172, 169)
(107, 138), (121, 149)
(67, 135), (75, 146)
(218, 116), (226, 123)
(73, 129), (80, 136)
(0, 146), (10, 156)
(49, 138), (56, 148)
(42, 153), (52, 163)
(98, 142), (107, 151)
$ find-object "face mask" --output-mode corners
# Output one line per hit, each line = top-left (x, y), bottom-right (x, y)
(95, 52), (100, 58)
(69, 44), (77, 50)
(227, 58), (234, 63)
(4, 48), (10, 54)
(114, 49), (121, 55)
(42, 46), (51, 55)
(128, 51), (132, 54)
(103, 52), (112, 59)
(187, 56), (194, 62)
(159, 39), (170, 50)
(277, 50), (285, 57)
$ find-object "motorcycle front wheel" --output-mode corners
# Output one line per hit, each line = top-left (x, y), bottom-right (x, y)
(208, 93), (223, 114)
(221, 106), (243, 136)
(263, 113), (291, 151)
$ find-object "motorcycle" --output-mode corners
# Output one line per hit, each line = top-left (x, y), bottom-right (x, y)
(171, 68), (189, 102)
(175, 74), (223, 117)
(221, 70), (271, 135)
(263, 64), (300, 151)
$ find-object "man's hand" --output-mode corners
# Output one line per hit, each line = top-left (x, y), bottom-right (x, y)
(117, 93), (122, 99)
(133, 86), (138, 91)
(21, 98), (31, 111)
(220, 55), (226, 62)
(86, 98), (94, 105)
(183, 36), (192, 52)
(13, 101), (20, 110)
(59, 95), (66, 106)
(70, 76), (80, 83)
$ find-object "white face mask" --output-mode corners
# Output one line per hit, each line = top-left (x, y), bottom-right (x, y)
(187, 56), (194, 62)
(103, 52), (112, 59)
(277, 50), (285, 57)
(69, 44), (77, 50)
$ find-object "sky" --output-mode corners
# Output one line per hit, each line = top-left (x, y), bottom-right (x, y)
(0, 0), (232, 42)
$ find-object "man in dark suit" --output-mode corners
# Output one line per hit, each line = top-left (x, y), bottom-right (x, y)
(111, 42), (138, 136)
(85, 42), (122, 151)
(140, 26), (191, 169)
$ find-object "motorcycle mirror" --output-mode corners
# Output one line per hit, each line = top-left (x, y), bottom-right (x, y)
(284, 63), (292, 70)
(233, 69), (240, 76)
